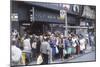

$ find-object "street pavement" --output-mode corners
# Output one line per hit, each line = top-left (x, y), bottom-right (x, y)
(66, 51), (96, 62)
(28, 50), (96, 65)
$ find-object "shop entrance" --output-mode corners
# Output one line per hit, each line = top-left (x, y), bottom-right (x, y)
(31, 22), (50, 35)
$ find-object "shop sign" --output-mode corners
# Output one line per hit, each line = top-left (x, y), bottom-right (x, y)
(72, 5), (79, 13)
(82, 6), (95, 19)
(30, 7), (35, 22)
(60, 10), (66, 19)
(22, 23), (31, 26)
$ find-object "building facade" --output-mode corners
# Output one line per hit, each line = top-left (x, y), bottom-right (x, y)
(11, 1), (96, 36)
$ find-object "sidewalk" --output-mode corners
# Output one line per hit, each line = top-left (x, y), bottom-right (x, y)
(49, 45), (95, 63)
(67, 50), (95, 62)
(28, 47), (95, 65)
(50, 50), (95, 64)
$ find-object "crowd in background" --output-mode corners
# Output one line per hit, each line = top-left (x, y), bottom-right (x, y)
(11, 29), (95, 66)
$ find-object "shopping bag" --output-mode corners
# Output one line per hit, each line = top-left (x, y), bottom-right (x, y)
(71, 47), (76, 54)
(21, 52), (26, 65)
(67, 47), (72, 54)
(37, 54), (43, 64)
(55, 46), (59, 54)
(63, 49), (67, 56)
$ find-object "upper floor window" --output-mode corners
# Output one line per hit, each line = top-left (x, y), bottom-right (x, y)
(11, 13), (18, 21)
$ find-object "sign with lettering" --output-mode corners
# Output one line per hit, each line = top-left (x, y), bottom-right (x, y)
(82, 6), (95, 19)
(60, 10), (66, 19)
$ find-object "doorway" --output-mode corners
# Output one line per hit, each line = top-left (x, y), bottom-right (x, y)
(31, 22), (49, 35)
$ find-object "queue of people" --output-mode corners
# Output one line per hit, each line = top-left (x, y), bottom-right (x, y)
(11, 29), (94, 66)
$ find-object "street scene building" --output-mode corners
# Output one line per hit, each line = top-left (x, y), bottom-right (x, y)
(11, 0), (96, 66)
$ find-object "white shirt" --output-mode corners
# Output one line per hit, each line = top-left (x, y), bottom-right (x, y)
(72, 38), (77, 47)
(79, 38), (86, 50)
(11, 45), (22, 63)
(32, 42), (37, 49)
(56, 37), (59, 46)
(23, 38), (31, 53)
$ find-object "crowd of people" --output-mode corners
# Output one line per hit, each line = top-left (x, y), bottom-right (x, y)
(11, 29), (95, 66)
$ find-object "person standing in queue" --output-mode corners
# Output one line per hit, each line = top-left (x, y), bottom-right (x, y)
(36, 37), (41, 57)
(40, 36), (51, 64)
(11, 40), (22, 66)
(23, 35), (31, 65)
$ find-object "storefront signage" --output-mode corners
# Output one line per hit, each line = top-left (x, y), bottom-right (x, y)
(34, 10), (64, 23)
(22, 23), (31, 26)
(30, 7), (35, 22)
(82, 6), (95, 19)
(72, 5), (79, 13)
(60, 10), (66, 19)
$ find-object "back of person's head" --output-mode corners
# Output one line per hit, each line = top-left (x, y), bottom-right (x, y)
(24, 34), (29, 39)
(12, 29), (14, 32)
(79, 34), (83, 38)
(44, 36), (49, 41)
(11, 40), (16, 45)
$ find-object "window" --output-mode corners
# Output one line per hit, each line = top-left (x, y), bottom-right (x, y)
(11, 13), (18, 21)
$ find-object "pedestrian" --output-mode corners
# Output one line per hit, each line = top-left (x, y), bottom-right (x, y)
(15, 36), (22, 49)
(49, 36), (56, 61)
(55, 37), (60, 58)
(11, 41), (22, 66)
(71, 34), (78, 55)
(63, 36), (69, 58)
(23, 35), (31, 65)
(40, 37), (51, 64)
(66, 34), (73, 58)
(79, 35), (86, 54)
(75, 35), (80, 54)
(36, 37), (41, 57)
(58, 37), (64, 61)
(11, 29), (19, 42)
(31, 39), (37, 60)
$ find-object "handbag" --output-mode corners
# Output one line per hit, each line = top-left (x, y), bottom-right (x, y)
(37, 54), (43, 64)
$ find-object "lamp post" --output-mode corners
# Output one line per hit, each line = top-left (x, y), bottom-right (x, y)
(86, 22), (91, 51)
(62, 4), (70, 36)
(65, 12), (68, 36)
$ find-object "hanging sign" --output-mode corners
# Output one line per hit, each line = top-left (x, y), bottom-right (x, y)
(60, 10), (66, 19)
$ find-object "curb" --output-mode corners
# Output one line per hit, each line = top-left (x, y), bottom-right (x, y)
(51, 50), (95, 63)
